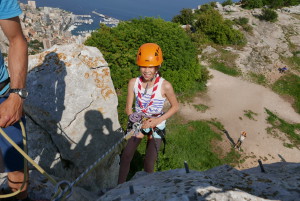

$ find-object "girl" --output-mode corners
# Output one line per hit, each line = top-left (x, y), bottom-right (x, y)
(118, 43), (179, 184)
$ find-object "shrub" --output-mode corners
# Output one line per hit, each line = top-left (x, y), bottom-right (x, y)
(259, 8), (278, 22)
(222, 0), (234, 6)
(272, 74), (300, 113)
(241, 0), (263, 9)
(234, 17), (249, 26)
(172, 8), (195, 25)
(194, 9), (246, 45)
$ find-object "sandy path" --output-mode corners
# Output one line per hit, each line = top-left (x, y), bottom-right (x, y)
(179, 69), (300, 169)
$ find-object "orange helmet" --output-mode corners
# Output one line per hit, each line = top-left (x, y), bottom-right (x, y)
(242, 131), (247, 136)
(136, 43), (163, 67)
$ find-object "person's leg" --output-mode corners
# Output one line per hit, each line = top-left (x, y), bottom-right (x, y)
(0, 115), (28, 200)
(118, 134), (143, 184)
(235, 140), (241, 149)
(7, 170), (28, 200)
(144, 137), (162, 173)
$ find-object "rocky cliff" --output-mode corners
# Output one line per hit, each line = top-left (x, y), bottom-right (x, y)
(201, 3), (300, 83)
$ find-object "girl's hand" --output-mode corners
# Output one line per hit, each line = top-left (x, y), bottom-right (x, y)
(142, 118), (161, 129)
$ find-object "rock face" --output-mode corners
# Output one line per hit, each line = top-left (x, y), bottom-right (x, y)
(210, 4), (300, 75)
(24, 44), (123, 191)
(98, 163), (300, 201)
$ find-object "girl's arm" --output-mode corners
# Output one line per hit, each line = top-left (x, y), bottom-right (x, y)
(125, 78), (136, 116)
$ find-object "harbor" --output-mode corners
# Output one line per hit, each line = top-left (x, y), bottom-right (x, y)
(92, 10), (120, 27)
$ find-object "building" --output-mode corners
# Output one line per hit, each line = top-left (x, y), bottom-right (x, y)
(28, 1), (37, 9)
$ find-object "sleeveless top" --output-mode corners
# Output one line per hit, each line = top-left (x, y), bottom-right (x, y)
(133, 76), (166, 117)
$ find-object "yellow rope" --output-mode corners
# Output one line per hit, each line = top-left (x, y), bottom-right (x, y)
(0, 121), (58, 199)
(0, 120), (28, 198)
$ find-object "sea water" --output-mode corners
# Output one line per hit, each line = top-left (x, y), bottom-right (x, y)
(19, 0), (239, 34)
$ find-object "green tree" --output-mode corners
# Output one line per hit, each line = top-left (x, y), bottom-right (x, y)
(194, 9), (246, 45)
(172, 8), (195, 25)
(241, 0), (263, 9)
(222, 0), (234, 6)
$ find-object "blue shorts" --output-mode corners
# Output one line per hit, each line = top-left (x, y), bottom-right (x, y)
(0, 94), (25, 172)
(142, 121), (166, 139)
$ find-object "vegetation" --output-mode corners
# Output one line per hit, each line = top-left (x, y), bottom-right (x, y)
(284, 51), (300, 73)
(233, 17), (253, 33)
(128, 115), (240, 179)
(265, 108), (300, 147)
(193, 104), (209, 112)
(259, 8), (278, 22)
(172, 8), (195, 25)
(248, 72), (267, 85)
(194, 9), (246, 45)
(210, 60), (241, 76)
(241, 0), (300, 9)
(85, 17), (206, 128)
(241, 0), (263, 9)
(272, 73), (300, 113)
(28, 39), (43, 55)
(222, 0), (234, 6)
(243, 110), (258, 120)
(172, 3), (246, 46)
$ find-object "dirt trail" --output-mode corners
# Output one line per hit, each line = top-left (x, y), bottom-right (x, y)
(179, 69), (300, 169)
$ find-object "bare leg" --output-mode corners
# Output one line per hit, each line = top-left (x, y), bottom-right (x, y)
(118, 135), (143, 184)
(234, 140), (241, 149)
(7, 170), (28, 200)
(144, 138), (162, 173)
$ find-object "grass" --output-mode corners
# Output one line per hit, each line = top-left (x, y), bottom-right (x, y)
(265, 108), (300, 148)
(243, 110), (258, 121)
(272, 73), (300, 114)
(193, 104), (209, 112)
(127, 115), (240, 180)
(248, 72), (267, 85)
(210, 60), (241, 76)
(207, 118), (225, 131)
(283, 51), (300, 73)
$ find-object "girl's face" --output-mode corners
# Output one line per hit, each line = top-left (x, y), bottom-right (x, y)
(139, 66), (158, 81)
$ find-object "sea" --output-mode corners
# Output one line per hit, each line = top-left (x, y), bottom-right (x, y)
(19, 0), (239, 35)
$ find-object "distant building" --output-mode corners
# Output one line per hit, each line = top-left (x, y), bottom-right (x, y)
(28, 1), (36, 9)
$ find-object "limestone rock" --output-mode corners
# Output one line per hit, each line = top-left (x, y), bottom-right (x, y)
(98, 163), (300, 201)
(24, 44), (123, 191)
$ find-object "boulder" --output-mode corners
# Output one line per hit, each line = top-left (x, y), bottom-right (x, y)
(24, 44), (123, 191)
(98, 163), (300, 201)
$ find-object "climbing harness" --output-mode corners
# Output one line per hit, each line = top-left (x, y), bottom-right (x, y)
(0, 119), (143, 201)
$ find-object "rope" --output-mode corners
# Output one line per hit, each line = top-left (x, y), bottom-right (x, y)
(0, 121), (62, 200)
(53, 123), (141, 201)
(0, 120), (142, 201)
(0, 120), (28, 199)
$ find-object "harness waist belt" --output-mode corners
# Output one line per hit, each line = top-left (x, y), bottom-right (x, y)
(0, 77), (10, 91)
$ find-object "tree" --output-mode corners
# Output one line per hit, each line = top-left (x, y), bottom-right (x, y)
(241, 0), (263, 9)
(222, 0), (234, 6)
(172, 8), (195, 25)
(194, 9), (246, 45)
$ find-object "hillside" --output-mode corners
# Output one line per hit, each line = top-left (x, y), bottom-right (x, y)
(183, 3), (300, 169)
